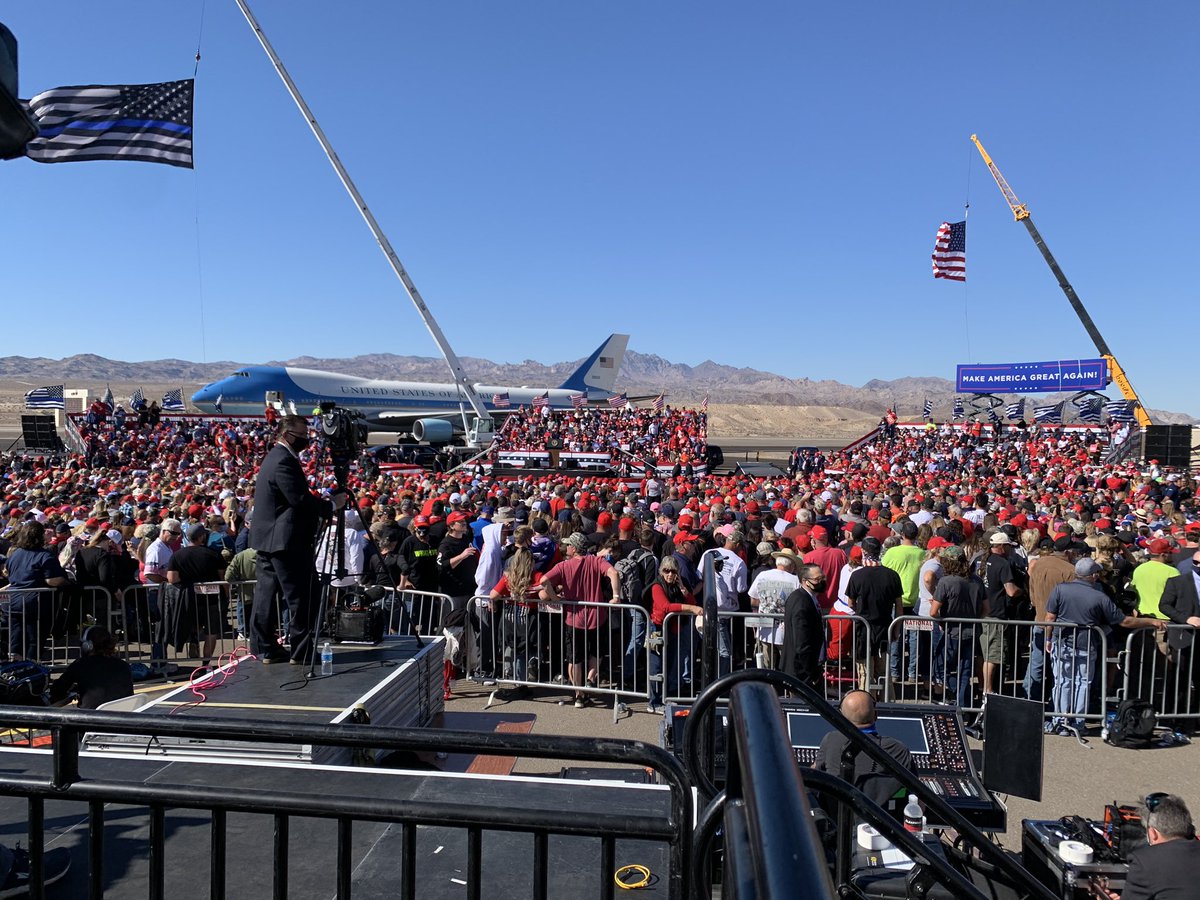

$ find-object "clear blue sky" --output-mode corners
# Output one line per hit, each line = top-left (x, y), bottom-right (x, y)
(4, 3), (1197, 415)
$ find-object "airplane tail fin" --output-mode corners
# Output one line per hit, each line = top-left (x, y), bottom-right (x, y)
(557, 334), (629, 394)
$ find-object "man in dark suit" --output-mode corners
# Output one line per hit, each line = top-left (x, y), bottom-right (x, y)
(1159, 551), (1200, 727)
(250, 416), (346, 664)
(782, 563), (825, 687)
(1096, 794), (1200, 899)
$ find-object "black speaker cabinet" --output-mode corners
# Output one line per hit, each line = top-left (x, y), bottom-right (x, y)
(20, 414), (63, 452)
(1142, 424), (1193, 468)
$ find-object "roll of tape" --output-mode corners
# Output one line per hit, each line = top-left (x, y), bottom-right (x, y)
(857, 823), (890, 850)
(1058, 840), (1094, 865)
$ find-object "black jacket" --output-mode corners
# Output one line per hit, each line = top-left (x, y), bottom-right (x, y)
(250, 444), (332, 554)
(781, 587), (823, 686)
(1121, 837), (1200, 900)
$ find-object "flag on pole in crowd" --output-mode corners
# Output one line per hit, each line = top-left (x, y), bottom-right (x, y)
(491, 391), (510, 408)
(1077, 398), (1102, 424)
(1033, 402), (1064, 423)
(922, 398), (933, 420)
(570, 393), (587, 409)
(23, 80), (194, 168)
(701, 394), (709, 412)
(162, 388), (185, 412)
(652, 394), (665, 412)
(101, 384), (114, 409)
(531, 392), (550, 409)
(952, 397), (964, 419)
(987, 407), (1001, 425)
(129, 387), (145, 410)
(607, 391), (627, 408)
(1005, 398), (1025, 420)
(24, 385), (63, 409)
(932, 220), (966, 282)
(1105, 399), (1135, 423)
(214, 394), (224, 414)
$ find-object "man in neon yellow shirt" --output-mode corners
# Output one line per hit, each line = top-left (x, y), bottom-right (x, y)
(1131, 539), (1181, 619)
(883, 521), (925, 682)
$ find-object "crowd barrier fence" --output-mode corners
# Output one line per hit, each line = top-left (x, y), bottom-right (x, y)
(882, 615), (1111, 723)
(0, 585), (123, 668)
(1118, 624), (1200, 723)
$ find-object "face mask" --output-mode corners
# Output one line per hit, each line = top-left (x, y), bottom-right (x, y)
(416, 529), (428, 539)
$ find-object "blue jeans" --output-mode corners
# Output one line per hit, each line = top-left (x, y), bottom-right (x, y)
(944, 631), (976, 710)
(715, 616), (733, 679)
(1051, 640), (1095, 731)
(1023, 627), (1048, 703)
(623, 609), (647, 689)
(890, 624), (920, 681)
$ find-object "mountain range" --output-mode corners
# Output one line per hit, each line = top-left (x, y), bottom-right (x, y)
(0, 351), (1193, 425)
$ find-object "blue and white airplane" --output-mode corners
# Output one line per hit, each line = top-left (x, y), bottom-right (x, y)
(191, 334), (630, 442)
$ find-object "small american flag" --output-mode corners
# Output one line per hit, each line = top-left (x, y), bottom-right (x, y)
(24, 385), (64, 409)
(1033, 402), (1063, 423)
(531, 392), (550, 409)
(1005, 399), (1025, 420)
(162, 388), (186, 412)
(129, 388), (145, 410)
(932, 220), (966, 282)
(922, 398), (933, 419)
(1105, 400), (1135, 423)
(492, 392), (511, 408)
(570, 393), (587, 409)
(952, 397), (964, 419)
(607, 391), (627, 408)
(700, 394), (709, 412)
(652, 394), (665, 412)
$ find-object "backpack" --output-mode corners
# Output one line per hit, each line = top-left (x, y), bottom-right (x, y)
(0, 662), (51, 705)
(1105, 699), (1156, 749)
(615, 548), (657, 611)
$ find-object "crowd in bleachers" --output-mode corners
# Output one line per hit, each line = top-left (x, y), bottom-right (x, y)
(491, 405), (707, 471)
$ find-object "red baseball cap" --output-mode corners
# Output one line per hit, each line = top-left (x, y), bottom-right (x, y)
(809, 525), (828, 541)
(1148, 538), (1173, 556)
(673, 531), (699, 545)
(447, 511), (470, 524)
(619, 517), (636, 532)
(414, 515), (430, 526)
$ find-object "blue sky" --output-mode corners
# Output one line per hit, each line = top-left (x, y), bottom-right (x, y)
(4, 3), (1197, 415)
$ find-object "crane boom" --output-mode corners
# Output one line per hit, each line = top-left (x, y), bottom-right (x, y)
(969, 135), (1152, 427)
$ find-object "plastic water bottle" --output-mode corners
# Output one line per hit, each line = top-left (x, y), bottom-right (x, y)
(903, 795), (925, 833)
(321, 641), (333, 676)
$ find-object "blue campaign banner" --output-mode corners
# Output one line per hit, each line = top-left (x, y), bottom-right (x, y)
(956, 358), (1108, 394)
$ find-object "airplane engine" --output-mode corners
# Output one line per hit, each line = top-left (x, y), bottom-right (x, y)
(411, 418), (454, 444)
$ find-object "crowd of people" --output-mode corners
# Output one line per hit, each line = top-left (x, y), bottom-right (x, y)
(490, 405), (708, 473)
(0, 406), (1197, 733)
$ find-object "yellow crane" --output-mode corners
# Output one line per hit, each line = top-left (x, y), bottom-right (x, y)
(970, 135), (1152, 427)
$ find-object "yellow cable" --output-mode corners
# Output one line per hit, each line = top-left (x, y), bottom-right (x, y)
(613, 864), (651, 890)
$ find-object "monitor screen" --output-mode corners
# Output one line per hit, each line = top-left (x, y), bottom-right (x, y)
(786, 713), (929, 755)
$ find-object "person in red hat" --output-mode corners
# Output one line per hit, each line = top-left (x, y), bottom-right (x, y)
(1131, 538), (1181, 620)
(437, 511), (478, 615)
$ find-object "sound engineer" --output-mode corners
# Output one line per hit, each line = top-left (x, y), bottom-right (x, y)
(812, 690), (913, 807)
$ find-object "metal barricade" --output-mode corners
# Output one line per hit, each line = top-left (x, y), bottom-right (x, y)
(470, 597), (649, 716)
(0, 585), (123, 667)
(657, 610), (873, 706)
(883, 616), (1110, 722)
(1119, 624), (1200, 723)
(374, 588), (450, 637)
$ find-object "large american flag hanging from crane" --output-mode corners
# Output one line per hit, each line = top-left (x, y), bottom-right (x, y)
(932, 220), (966, 282)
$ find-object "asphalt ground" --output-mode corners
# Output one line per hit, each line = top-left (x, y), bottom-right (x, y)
(440, 679), (1200, 854)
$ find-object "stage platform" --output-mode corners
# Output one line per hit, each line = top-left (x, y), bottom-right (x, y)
(84, 637), (443, 766)
(0, 748), (675, 900)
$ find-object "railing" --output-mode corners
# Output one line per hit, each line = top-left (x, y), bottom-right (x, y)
(469, 597), (649, 720)
(882, 615), (1110, 722)
(0, 706), (694, 900)
(1118, 624), (1200, 722)
(1105, 425), (1142, 464)
(661, 610), (873, 706)
(683, 668), (1057, 900)
(0, 585), (123, 667)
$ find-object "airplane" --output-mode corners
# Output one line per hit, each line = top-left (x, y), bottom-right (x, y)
(190, 334), (631, 443)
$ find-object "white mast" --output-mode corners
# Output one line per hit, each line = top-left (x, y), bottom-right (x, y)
(233, 0), (491, 441)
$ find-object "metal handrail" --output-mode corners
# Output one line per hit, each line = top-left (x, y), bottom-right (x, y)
(682, 668), (1057, 900)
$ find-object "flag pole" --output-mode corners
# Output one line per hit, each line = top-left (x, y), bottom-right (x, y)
(232, 0), (487, 438)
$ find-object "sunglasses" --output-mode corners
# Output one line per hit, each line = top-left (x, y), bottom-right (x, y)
(1145, 792), (1169, 812)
